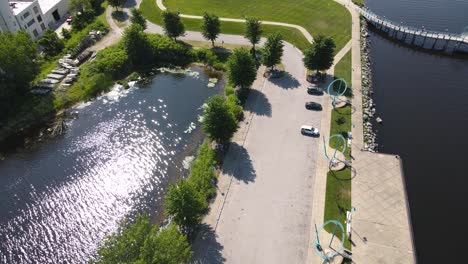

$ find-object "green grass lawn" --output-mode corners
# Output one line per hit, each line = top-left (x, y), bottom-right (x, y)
(140, 0), (315, 51)
(323, 168), (352, 249)
(334, 50), (351, 88)
(163, 0), (351, 51)
(329, 105), (351, 159)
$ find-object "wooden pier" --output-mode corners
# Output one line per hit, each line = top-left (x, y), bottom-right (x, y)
(358, 7), (468, 54)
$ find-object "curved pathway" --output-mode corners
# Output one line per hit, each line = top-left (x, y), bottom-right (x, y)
(156, 0), (314, 43)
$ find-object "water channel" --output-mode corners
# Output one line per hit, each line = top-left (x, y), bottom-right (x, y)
(0, 67), (221, 263)
(366, 0), (468, 262)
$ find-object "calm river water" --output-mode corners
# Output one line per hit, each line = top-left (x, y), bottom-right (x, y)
(0, 67), (220, 263)
(366, 0), (468, 262)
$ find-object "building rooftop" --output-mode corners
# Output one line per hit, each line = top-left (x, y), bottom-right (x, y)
(38, 0), (61, 14)
(9, 1), (34, 15)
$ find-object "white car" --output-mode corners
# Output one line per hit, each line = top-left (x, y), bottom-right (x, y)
(301, 125), (320, 137)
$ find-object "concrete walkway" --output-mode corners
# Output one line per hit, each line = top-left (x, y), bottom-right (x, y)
(334, 1), (417, 263)
(156, 0), (314, 42)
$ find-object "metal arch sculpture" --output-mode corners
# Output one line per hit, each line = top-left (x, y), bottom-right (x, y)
(327, 78), (348, 107)
(323, 134), (347, 165)
(314, 220), (345, 261)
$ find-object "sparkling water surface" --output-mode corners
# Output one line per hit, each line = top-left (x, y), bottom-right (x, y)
(0, 67), (220, 263)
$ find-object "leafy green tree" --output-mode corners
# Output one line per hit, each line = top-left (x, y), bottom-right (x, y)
(227, 48), (257, 89)
(71, 10), (96, 31)
(162, 11), (185, 40)
(61, 28), (71, 39)
(130, 8), (147, 30)
(69, 0), (90, 13)
(93, 214), (152, 263)
(201, 12), (220, 47)
(89, 45), (129, 78)
(165, 180), (207, 229)
(89, 0), (104, 13)
(0, 31), (38, 120)
(108, 0), (124, 11)
(303, 35), (336, 74)
(244, 17), (263, 54)
(202, 95), (238, 144)
(262, 32), (284, 70)
(123, 24), (152, 67)
(38, 29), (64, 57)
(139, 224), (192, 264)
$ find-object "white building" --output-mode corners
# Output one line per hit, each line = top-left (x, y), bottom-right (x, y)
(0, 0), (69, 39)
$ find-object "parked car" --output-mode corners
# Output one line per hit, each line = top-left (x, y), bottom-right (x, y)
(301, 125), (320, 137)
(307, 73), (324, 83)
(307, 85), (323, 95)
(305, 102), (322, 111)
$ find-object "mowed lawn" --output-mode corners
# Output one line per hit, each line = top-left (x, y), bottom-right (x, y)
(164, 0), (351, 51)
(140, 0), (311, 50)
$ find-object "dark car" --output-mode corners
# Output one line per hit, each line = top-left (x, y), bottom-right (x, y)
(307, 73), (324, 84)
(307, 86), (323, 95)
(305, 102), (322, 111)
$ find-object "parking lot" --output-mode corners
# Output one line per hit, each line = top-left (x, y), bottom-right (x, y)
(192, 43), (325, 263)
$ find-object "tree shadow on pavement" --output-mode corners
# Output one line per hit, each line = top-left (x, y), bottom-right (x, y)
(191, 224), (226, 264)
(222, 143), (256, 183)
(268, 71), (301, 89)
(244, 89), (272, 117)
(123, 0), (137, 8)
(111, 11), (129, 22)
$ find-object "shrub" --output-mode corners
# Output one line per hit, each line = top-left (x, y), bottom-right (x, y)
(165, 180), (207, 230)
(187, 142), (217, 200)
(227, 94), (244, 121)
(88, 45), (130, 78)
(139, 224), (192, 264)
(61, 28), (71, 39)
(225, 84), (235, 96)
(93, 214), (152, 263)
(148, 34), (193, 66)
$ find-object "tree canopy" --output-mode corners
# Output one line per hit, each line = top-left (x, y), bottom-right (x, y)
(38, 29), (64, 57)
(123, 24), (152, 67)
(69, 0), (90, 13)
(108, 0), (124, 11)
(262, 32), (284, 69)
(93, 215), (191, 264)
(227, 48), (257, 89)
(139, 224), (192, 264)
(94, 214), (152, 263)
(0, 31), (38, 121)
(201, 12), (220, 47)
(303, 35), (336, 74)
(165, 180), (207, 229)
(245, 17), (263, 53)
(202, 95), (238, 144)
(162, 11), (185, 40)
(130, 8), (147, 30)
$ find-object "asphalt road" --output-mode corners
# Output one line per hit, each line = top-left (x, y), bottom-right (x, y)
(192, 43), (324, 264)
